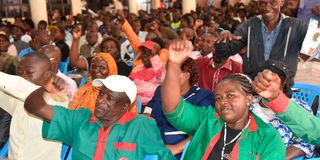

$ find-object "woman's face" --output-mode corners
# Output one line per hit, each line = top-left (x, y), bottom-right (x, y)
(101, 40), (119, 59)
(215, 80), (252, 124)
(140, 48), (153, 68)
(90, 56), (109, 80)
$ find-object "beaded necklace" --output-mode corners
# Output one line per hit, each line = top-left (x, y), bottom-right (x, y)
(220, 116), (251, 160)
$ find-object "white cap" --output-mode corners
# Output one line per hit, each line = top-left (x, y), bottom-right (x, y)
(92, 75), (137, 104)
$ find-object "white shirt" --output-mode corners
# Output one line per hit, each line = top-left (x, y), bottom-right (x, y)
(0, 72), (69, 160)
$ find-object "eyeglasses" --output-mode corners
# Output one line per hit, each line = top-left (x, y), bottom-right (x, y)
(258, 1), (280, 8)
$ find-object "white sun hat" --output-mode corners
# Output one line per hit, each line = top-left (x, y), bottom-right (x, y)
(92, 75), (137, 104)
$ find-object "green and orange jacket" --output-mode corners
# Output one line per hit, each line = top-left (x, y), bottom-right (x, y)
(42, 106), (175, 160)
(164, 98), (286, 160)
(263, 92), (320, 146)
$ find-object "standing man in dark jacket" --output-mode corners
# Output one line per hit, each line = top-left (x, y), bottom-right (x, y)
(215, 0), (308, 89)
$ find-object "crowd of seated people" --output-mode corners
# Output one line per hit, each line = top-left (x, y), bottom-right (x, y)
(0, 0), (320, 159)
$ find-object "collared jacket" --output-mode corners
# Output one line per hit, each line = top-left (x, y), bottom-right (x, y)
(43, 107), (175, 160)
(215, 14), (307, 85)
(196, 57), (242, 92)
(165, 98), (286, 160)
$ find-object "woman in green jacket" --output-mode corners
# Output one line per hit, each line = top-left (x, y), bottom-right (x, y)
(162, 40), (285, 160)
(253, 69), (320, 146)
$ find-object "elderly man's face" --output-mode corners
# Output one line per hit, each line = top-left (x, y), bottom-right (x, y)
(94, 86), (130, 121)
(258, 0), (284, 22)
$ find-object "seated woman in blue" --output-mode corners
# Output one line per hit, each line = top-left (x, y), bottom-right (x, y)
(145, 58), (215, 159)
(251, 59), (315, 159)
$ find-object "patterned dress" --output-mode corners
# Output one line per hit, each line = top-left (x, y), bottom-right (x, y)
(251, 97), (315, 158)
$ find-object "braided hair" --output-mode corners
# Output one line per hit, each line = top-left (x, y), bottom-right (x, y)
(218, 73), (253, 95)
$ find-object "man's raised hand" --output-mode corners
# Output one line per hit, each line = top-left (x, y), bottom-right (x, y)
(216, 30), (241, 43)
(252, 69), (282, 101)
(72, 25), (82, 39)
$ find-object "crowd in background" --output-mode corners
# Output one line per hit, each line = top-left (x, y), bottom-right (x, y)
(0, 0), (320, 159)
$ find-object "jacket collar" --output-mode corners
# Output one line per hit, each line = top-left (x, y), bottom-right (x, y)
(210, 58), (233, 71)
(89, 112), (137, 126)
(214, 112), (258, 132)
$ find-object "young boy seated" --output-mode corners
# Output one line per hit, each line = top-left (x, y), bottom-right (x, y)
(0, 52), (69, 160)
(196, 48), (242, 92)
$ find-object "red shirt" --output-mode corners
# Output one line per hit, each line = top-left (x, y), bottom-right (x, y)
(196, 57), (242, 92)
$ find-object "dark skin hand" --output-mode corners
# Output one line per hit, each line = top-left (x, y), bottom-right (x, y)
(311, 7), (320, 16)
(286, 146), (305, 160)
(69, 25), (87, 69)
(216, 30), (242, 43)
(116, 10), (126, 25)
(161, 40), (193, 113)
(252, 69), (282, 101)
(24, 74), (68, 122)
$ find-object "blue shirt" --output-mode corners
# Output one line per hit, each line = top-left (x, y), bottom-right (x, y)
(261, 14), (284, 60)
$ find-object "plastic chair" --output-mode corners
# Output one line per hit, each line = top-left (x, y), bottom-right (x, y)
(180, 141), (190, 160)
(61, 144), (72, 160)
(292, 83), (320, 117)
(137, 99), (142, 113)
(79, 76), (87, 87)
(292, 83), (320, 159)
(58, 58), (77, 75)
(293, 157), (320, 160)
(0, 139), (9, 158)
(59, 61), (69, 74)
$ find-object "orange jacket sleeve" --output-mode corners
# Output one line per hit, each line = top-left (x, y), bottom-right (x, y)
(121, 20), (142, 57)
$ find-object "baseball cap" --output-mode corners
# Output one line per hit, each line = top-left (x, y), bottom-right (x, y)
(92, 75), (137, 104)
(138, 41), (155, 50)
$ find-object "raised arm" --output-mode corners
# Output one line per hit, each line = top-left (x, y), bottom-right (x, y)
(24, 74), (67, 122)
(117, 11), (142, 56)
(69, 25), (87, 70)
(252, 69), (320, 146)
(161, 40), (193, 113)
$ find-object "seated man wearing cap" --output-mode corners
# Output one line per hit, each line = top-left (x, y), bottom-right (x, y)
(251, 60), (315, 159)
(24, 75), (175, 160)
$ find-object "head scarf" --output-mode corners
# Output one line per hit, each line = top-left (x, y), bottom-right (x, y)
(93, 52), (118, 76)
(69, 53), (117, 112)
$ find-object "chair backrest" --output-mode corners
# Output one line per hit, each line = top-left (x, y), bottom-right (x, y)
(137, 99), (142, 113)
(292, 83), (320, 117)
(61, 144), (72, 160)
(59, 61), (69, 74)
(0, 139), (9, 158)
